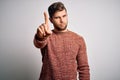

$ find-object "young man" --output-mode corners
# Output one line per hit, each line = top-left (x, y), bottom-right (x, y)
(34, 2), (90, 80)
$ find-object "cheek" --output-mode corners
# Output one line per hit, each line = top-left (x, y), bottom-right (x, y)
(52, 21), (59, 26)
(53, 20), (60, 24)
(66, 17), (68, 22)
(65, 19), (68, 23)
(64, 17), (68, 22)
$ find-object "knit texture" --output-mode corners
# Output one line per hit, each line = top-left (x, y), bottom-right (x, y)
(34, 30), (90, 80)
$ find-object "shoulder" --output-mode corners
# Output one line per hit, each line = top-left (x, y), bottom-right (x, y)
(68, 30), (86, 43)
(68, 30), (83, 39)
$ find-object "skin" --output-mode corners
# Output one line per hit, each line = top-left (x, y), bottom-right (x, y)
(50, 9), (68, 32)
(37, 9), (68, 39)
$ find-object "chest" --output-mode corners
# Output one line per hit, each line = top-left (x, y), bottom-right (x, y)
(49, 35), (80, 56)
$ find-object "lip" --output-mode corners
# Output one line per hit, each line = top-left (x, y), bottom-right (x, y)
(60, 25), (65, 28)
(60, 23), (65, 26)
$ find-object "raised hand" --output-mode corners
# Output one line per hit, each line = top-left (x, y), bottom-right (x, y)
(36, 12), (52, 39)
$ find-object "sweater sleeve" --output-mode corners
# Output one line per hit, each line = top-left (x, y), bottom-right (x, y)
(33, 34), (47, 48)
(76, 37), (90, 80)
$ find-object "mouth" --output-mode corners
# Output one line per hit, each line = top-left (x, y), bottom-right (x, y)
(60, 23), (66, 27)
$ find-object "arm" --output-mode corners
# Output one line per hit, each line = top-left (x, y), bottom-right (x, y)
(33, 12), (52, 48)
(76, 37), (90, 80)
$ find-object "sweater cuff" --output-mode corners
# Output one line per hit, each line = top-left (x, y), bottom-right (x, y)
(35, 34), (47, 41)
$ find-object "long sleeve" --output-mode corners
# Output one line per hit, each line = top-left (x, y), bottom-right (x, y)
(33, 34), (47, 48)
(76, 37), (90, 80)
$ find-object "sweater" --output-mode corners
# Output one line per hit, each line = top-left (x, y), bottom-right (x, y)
(34, 30), (90, 80)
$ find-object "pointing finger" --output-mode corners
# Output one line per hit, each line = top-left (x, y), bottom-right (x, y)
(44, 12), (49, 25)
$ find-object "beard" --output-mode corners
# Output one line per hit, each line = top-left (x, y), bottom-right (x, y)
(54, 23), (67, 31)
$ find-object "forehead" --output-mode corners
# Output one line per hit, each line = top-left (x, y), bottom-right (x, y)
(53, 9), (67, 17)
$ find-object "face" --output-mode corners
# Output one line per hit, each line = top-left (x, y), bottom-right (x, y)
(50, 9), (68, 31)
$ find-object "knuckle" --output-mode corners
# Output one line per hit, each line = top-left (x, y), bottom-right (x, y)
(42, 23), (45, 26)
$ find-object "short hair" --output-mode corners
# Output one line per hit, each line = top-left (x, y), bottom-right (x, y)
(48, 2), (67, 18)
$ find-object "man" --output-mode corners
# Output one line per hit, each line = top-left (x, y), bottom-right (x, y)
(34, 2), (90, 80)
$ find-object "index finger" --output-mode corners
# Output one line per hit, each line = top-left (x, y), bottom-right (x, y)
(44, 12), (49, 25)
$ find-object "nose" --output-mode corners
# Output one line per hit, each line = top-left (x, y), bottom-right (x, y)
(60, 17), (64, 23)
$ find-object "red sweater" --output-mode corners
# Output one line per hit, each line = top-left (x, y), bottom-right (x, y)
(34, 30), (90, 80)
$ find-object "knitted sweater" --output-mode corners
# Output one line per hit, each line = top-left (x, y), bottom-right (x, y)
(34, 30), (90, 80)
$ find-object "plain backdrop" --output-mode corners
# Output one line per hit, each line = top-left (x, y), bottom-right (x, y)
(0, 0), (120, 80)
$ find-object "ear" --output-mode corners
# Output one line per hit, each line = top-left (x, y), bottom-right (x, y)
(49, 18), (53, 23)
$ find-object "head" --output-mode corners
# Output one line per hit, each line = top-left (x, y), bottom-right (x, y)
(48, 2), (68, 32)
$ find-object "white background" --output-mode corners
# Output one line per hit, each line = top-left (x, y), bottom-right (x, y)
(0, 0), (120, 80)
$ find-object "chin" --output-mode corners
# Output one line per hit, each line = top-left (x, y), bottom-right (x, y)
(58, 27), (67, 31)
(54, 24), (67, 31)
